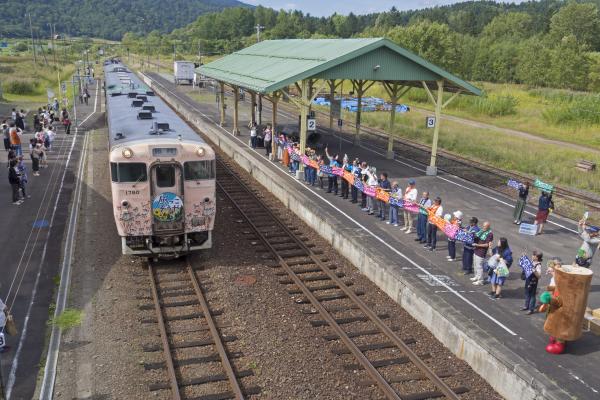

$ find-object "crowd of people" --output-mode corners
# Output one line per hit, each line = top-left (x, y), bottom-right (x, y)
(264, 133), (599, 314)
(3, 100), (71, 205)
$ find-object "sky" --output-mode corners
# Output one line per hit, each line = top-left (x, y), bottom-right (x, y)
(242, 0), (522, 16)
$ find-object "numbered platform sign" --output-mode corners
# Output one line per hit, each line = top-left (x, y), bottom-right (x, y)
(0, 332), (5, 348)
(307, 119), (316, 131)
(426, 116), (436, 128)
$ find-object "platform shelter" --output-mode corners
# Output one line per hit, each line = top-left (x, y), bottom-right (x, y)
(198, 38), (481, 176)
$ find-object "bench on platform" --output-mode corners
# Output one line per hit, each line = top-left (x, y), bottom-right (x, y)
(576, 160), (596, 172)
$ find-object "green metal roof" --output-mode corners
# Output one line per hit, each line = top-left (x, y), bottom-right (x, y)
(198, 38), (481, 96)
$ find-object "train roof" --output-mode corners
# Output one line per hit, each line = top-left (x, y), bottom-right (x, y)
(104, 62), (207, 148)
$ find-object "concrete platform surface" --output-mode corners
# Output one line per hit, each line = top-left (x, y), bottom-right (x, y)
(147, 72), (600, 399)
(0, 83), (99, 400)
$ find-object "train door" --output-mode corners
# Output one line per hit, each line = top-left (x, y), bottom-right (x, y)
(150, 163), (184, 233)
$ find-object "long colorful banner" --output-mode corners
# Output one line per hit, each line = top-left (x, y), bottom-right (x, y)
(286, 146), (468, 241)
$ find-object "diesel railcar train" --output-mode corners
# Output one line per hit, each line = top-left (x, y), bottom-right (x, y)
(103, 61), (215, 258)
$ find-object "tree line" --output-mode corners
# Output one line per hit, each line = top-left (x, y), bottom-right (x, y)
(123, 0), (600, 91)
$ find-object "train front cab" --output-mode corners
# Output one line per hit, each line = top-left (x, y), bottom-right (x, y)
(111, 144), (215, 258)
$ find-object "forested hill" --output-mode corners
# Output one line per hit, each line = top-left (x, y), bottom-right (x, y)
(123, 0), (600, 91)
(0, 0), (250, 40)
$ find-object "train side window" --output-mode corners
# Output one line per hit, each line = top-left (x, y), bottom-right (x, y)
(184, 160), (215, 180)
(118, 163), (147, 183)
(155, 165), (176, 187)
(110, 162), (118, 182)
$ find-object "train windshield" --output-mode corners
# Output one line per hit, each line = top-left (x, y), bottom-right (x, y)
(184, 161), (215, 180)
(111, 162), (147, 183)
(155, 165), (176, 187)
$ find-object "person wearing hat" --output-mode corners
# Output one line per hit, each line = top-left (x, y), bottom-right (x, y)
(401, 179), (418, 234)
(446, 210), (463, 262)
(576, 219), (600, 268)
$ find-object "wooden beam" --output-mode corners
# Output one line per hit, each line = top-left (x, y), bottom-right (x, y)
(442, 89), (462, 109)
(421, 81), (437, 106)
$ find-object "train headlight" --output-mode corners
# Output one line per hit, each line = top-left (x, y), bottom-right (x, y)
(196, 147), (205, 157)
(122, 148), (134, 159)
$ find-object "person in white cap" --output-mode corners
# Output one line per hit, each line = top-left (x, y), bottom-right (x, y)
(447, 210), (463, 262)
(401, 179), (417, 233)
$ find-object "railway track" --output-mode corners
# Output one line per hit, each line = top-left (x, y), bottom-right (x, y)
(143, 260), (260, 399)
(215, 157), (469, 400)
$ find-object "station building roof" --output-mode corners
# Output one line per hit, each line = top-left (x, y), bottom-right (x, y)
(198, 38), (481, 96)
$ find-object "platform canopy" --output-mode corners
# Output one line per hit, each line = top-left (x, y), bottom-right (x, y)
(198, 38), (480, 96)
(199, 38), (481, 176)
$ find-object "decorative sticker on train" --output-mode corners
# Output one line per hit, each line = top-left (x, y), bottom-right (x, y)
(152, 192), (184, 222)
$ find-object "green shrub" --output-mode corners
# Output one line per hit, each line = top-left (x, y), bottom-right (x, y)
(0, 65), (14, 73)
(4, 80), (39, 95)
(448, 94), (518, 117)
(13, 42), (28, 52)
(48, 308), (84, 331)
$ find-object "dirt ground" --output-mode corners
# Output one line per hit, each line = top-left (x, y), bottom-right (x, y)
(52, 127), (500, 399)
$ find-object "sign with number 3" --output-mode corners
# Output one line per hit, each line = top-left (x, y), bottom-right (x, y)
(0, 332), (5, 348)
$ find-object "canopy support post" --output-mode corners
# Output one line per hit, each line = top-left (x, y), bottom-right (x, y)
(382, 83), (411, 159)
(233, 85), (240, 136)
(352, 80), (375, 145)
(298, 79), (309, 179)
(270, 91), (280, 159)
(219, 81), (226, 127)
(426, 80), (444, 176)
(250, 91), (256, 126)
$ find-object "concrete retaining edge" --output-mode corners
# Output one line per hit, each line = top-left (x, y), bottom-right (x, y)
(142, 73), (571, 400)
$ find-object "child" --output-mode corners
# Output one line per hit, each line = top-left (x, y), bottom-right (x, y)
(31, 143), (43, 176)
(522, 250), (543, 314)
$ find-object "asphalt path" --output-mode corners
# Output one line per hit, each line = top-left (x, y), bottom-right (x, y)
(0, 82), (99, 400)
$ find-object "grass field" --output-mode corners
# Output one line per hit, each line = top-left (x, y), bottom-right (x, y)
(365, 82), (600, 151)
(0, 54), (77, 114)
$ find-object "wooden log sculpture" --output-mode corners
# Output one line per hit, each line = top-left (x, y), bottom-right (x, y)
(542, 264), (593, 353)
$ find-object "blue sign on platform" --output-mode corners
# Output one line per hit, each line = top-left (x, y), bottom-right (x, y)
(33, 219), (49, 228)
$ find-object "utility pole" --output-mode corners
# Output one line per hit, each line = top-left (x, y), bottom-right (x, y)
(28, 12), (37, 64)
(255, 24), (264, 42)
(173, 43), (176, 62)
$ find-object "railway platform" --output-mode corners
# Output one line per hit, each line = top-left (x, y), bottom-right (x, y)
(0, 81), (100, 400)
(145, 72), (600, 400)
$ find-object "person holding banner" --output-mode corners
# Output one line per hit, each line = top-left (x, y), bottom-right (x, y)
(351, 159), (361, 204)
(415, 192), (432, 243)
(325, 147), (340, 195)
(364, 168), (378, 215)
(535, 191), (553, 235)
(387, 182), (402, 227)
(472, 221), (493, 285)
(424, 197), (443, 251)
(341, 155), (351, 199)
(378, 172), (391, 221)
(513, 182), (529, 225)
(360, 162), (369, 209)
(461, 217), (480, 275)
(401, 179), (418, 234)
(446, 211), (463, 262)
(0, 296), (8, 353)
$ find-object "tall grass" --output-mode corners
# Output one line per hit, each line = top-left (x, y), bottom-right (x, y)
(4, 80), (40, 95)
(402, 88), (518, 117)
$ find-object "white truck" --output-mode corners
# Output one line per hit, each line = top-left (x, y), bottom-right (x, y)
(173, 61), (195, 85)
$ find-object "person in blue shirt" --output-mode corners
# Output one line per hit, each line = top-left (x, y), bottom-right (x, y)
(489, 237), (513, 299)
(341, 155), (351, 199)
(325, 147), (340, 195)
(461, 217), (480, 275)
(378, 172), (391, 221)
(350, 159), (360, 204)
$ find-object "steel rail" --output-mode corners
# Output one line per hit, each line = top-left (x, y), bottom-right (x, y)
(148, 262), (182, 400)
(186, 262), (245, 400)
(216, 159), (460, 400)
